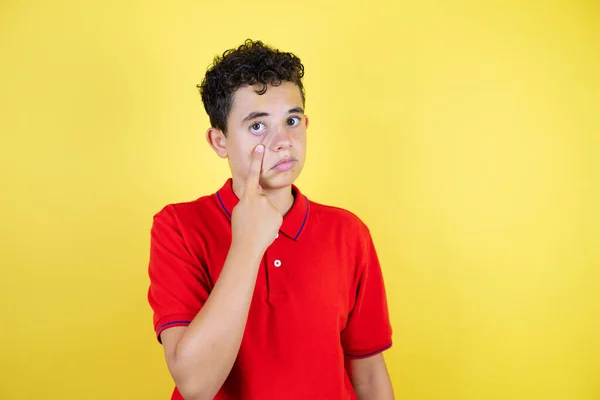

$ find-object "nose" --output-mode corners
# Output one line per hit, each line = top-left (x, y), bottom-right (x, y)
(268, 124), (293, 152)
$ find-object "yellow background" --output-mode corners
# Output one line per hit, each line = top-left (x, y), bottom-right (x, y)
(1, 0), (598, 399)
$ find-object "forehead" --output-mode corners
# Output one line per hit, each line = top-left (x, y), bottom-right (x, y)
(229, 81), (304, 118)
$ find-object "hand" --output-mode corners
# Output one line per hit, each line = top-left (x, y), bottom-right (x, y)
(231, 144), (283, 255)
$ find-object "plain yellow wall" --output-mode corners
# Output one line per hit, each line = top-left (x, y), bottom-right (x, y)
(1, 1), (599, 399)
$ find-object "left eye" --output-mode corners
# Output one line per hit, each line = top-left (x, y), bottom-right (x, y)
(286, 117), (300, 127)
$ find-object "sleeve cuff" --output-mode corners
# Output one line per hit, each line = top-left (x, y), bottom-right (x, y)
(344, 341), (393, 359)
(154, 314), (194, 343)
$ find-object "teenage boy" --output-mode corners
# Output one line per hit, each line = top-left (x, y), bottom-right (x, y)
(148, 39), (394, 400)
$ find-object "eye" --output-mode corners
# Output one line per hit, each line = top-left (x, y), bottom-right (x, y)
(286, 116), (301, 127)
(249, 122), (266, 135)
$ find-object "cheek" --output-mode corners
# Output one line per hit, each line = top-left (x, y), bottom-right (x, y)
(231, 150), (251, 170)
(293, 130), (307, 147)
(227, 137), (259, 168)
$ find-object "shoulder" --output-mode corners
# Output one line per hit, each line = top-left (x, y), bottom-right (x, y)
(306, 199), (379, 267)
(308, 199), (371, 237)
(151, 193), (218, 229)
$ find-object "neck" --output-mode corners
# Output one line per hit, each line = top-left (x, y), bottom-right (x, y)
(232, 179), (295, 216)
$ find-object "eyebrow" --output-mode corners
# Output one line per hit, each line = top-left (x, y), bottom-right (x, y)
(241, 107), (305, 124)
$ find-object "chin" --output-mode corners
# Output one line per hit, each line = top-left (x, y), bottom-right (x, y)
(262, 168), (302, 190)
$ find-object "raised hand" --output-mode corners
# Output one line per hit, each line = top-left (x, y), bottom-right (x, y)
(230, 144), (283, 255)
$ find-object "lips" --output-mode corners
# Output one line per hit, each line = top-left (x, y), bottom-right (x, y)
(271, 158), (298, 171)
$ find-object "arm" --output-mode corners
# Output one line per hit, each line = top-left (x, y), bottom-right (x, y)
(346, 353), (395, 400)
(341, 223), (394, 399)
(157, 144), (281, 400)
(161, 244), (263, 400)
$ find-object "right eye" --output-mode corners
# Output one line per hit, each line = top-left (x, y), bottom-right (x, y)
(249, 122), (266, 135)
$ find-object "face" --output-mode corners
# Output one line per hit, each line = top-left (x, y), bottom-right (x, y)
(208, 81), (308, 193)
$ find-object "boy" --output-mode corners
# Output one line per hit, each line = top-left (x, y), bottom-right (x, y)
(147, 39), (394, 400)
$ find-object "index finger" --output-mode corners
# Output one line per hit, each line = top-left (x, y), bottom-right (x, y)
(244, 144), (265, 196)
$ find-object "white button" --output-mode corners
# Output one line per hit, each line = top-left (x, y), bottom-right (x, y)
(274, 259), (282, 268)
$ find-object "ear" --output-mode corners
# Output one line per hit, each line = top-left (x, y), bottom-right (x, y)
(304, 115), (309, 129)
(206, 127), (228, 158)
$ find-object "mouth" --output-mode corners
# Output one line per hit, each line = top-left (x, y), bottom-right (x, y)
(271, 157), (298, 172)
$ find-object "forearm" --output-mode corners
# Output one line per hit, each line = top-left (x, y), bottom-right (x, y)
(170, 243), (263, 399)
(348, 354), (395, 400)
(354, 377), (395, 400)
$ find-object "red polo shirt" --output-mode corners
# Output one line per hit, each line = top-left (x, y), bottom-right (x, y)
(148, 179), (392, 399)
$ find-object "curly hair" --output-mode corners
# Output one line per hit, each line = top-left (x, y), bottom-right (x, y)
(197, 39), (306, 135)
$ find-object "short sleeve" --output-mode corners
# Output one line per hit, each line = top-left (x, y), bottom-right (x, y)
(341, 226), (393, 358)
(147, 205), (211, 343)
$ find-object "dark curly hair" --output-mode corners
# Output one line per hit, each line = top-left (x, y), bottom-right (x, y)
(197, 39), (305, 135)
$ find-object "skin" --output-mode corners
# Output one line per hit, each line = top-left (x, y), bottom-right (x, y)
(160, 81), (394, 400)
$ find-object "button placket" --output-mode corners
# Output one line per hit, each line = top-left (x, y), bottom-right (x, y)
(264, 235), (286, 296)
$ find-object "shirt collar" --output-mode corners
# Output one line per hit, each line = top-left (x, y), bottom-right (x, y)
(216, 178), (309, 241)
